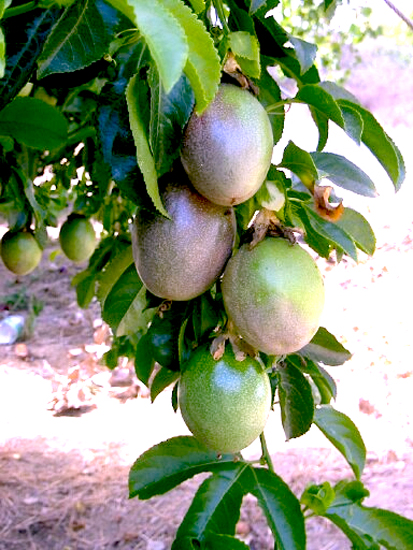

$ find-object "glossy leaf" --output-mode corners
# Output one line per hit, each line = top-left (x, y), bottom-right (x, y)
(291, 355), (337, 404)
(277, 360), (314, 439)
(128, 0), (188, 93)
(0, 7), (61, 111)
(303, 206), (358, 262)
(339, 103), (364, 145)
(117, 285), (153, 337)
(38, 0), (126, 78)
(314, 405), (366, 479)
(336, 208), (376, 256)
(279, 141), (318, 187)
(163, 0), (221, 113)
(205, 534), (250, 549)
(188, 0), (205, 14)
(247, 467), (306, 550)
(149, 68), (195, 177)
(134, 333), (156, 386)
(96, 243), (134, 306)
(258, 59), (285, 145)
(173, 464), (246, 546)
(249, 0), (280, 15)
(325, 483), (413, 550)
(102, 262), (143, 333)
(129, 436), (236, 499)
(300, 327), (352, 366)
(229, 31), (260, 77)
(0, 97), (68, 150)
(296, 84), (344, 128)
(338, 99), (405, 191)
(311, 151), (377, 198)
(289, 36), (317, 75)
(97, 41), (149, 205)
(150, 367), (180, 402)
(126, 73), (169, 217)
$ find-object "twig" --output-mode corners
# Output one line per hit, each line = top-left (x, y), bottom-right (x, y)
(382, 0), (413, 31)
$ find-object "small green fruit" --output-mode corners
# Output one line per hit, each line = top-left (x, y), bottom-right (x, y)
(222, 238), (325, 355)
(1, 231), (42, 275)
(59, 216), (96, 263)
(131, 181), (236, 301)
(179, 345), (272, 453)
(181, 84), (273, 206)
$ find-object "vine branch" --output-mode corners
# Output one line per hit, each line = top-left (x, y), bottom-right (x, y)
(382, 0), (413, 31)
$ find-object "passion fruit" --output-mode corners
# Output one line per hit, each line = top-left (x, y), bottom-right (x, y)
(179, 344), (272, 453)
(0, 230), (42, 275)
(222, 238), (325, 355)
(59, 216), (97, 263)
(181, 84), (273, 206)
(131, 181), (236, 301)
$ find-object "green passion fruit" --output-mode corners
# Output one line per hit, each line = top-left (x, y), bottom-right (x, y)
(222, 238), (325, 355)
(181, 84), (273, 206)
(131, 181), (236, 301)
(179, 344), (272, 453)
(0, 231), (42, 275)
(59, 216), (96, 263)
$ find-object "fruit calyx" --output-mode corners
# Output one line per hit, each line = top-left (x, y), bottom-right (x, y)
(243, 208), (300, 250)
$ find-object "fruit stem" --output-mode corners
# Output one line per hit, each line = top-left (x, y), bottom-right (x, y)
(212, 0), (230, 34)
(259, 432), (275, 473)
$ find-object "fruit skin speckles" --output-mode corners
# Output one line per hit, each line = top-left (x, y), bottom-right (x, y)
(1, 231), (42, 275)
(131, 180), (236, 301)
(179, 344), (272, 453)
(222, 237), (325, 355)
(181, 84), (273, 206)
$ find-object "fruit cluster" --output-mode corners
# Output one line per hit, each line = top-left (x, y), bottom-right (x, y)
(132, 84), (325, 453)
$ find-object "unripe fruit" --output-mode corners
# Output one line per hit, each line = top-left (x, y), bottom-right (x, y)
(131, 181), (236, 301)
(0, 231), (42, 275)
(179, 345), (272, 453)
(222, 238), (325, 355)
(59, 216), (96, 263)
(181, 84), (273, 206)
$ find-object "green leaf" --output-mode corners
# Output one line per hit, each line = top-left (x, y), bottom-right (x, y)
(128, 436), (236, 499)
(310, 151), (377, 198)
(303, 206), (358, 262)
(150, 367), (180, 402)
(96, 244), (134, 306)
(0, 97), (68, 150)
(134, 333), (155, 386)
(277, 360), (314, 439)
(339, 103), (364, 145)
(127, 0), (188, 93)
(249, 0), (280, 15)
(162, 0), (221, 113)
(296, 84), (344, 128)
(117, 284), (153, 337)
(126, 73), (169, 217)
(247, 467), (306, 550)
(229, 31), (260, 78)
(338, 99), (405, 191)
(300, 327), (352, 366)
(336, 208), (376, 256)
(75, 273), (96, 308)
(187, 0), (205, 14)
(0, 8), (61, 111)
(279, 141), (318, 187)
(300, 482), (335, 515)
(290, 355), (337, 404)
(173, 464), (246, 546)
(325, 485), (413, 550)
(258, 59), (284, 145)
(37, 0), (127, 79)
(102, 262), (143, 333)
(314, 405), (366, 479)
(205, 534), (249, 549)
(289, 36), (317, 75)
(149, 68), (194, 177)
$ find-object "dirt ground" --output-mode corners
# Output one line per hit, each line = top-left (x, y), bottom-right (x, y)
(1, 44), (413, 549)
